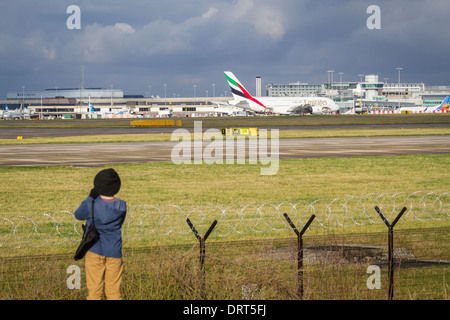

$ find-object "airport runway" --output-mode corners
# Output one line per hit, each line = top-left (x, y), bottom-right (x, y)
(0, 135), (448, 167)
(0, 123), (449, 139)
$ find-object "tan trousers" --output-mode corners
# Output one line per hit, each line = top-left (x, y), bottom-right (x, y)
(85, 250), (123, 300)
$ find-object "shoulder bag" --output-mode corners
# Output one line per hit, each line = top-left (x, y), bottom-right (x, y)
(74, 200), (99, 261)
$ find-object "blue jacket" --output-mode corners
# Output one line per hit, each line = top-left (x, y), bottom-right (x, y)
(74, 196), (127, 258)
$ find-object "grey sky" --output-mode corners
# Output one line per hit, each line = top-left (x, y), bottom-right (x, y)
(0, 0), (449, 99)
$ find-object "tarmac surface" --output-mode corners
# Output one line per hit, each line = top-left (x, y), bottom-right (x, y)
(0, 134), (448, 167)
(0, 123), (449, 139)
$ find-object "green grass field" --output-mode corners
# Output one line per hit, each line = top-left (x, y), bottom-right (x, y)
(0, 154), (448, 254)
(1, 154), (448, 215)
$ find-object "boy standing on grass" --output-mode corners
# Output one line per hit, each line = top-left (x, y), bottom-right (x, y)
(75, 168), (127, 300)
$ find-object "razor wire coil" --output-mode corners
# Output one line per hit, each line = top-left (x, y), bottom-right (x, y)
(0, 191), (448, 249)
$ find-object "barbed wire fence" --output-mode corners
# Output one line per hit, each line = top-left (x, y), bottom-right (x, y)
(0, 191), (448, 250)
(0, 191), (449, 300)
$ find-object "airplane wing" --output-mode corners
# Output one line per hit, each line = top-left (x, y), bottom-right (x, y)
(234, 101), (251, 109)
(286, 104), (313, 115)
(211, 101), (231, 107)
(211, 100), (250, 110)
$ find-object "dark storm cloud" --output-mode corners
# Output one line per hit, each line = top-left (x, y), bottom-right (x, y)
(0, 0), (449, 99)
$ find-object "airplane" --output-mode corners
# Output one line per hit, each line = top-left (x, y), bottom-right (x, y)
(88, 100), (135, 118)
(220, 71), (340, 115)
(400, 96), (450, 113)
(88, 102), (97, 113)
(1, 104), (25, 120)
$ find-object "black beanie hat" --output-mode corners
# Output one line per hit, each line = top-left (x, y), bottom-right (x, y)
(93, 168), (121, 196)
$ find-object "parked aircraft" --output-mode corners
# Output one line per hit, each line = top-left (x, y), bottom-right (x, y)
(400, 96), (449, 113)
(1, 104), (25, 120)
(221, 71), (340, 115)
(88, 101), (135, 118)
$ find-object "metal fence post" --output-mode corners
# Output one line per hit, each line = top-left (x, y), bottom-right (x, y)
(186, 218), (218, 298)
(375, 206), (406, 300)
(283, 213), (315, 300)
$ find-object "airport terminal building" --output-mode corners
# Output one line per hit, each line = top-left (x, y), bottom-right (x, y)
(3, 86), (237, 119)
(3, 74), (450, 118)
(7, 87), (124, 100)
(266, 74), (449, 113)
(266, 83), (324, 97)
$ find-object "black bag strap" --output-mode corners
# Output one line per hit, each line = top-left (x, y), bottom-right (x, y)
(91, 199), (102, 252)
(91, 199), (95, 227)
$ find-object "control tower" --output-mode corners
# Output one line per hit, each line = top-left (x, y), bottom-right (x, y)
(361, 74), (384, 100)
